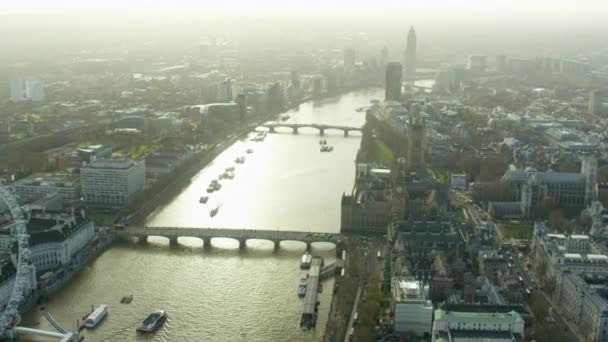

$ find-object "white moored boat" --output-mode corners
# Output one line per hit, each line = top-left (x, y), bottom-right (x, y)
(300, 252), (312, 269)
(84, 304), (108, 329)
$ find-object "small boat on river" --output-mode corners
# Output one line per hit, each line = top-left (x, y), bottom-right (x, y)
(83, 304), (108, 329)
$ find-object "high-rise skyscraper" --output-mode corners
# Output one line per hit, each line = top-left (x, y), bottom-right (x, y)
(589, 90), (603, 117)
(468, 55), (487, 74)
(344, 48), (356, 71)
(496, 54), (507, 73)
(10, 79), (25, 102)
(10, 79), (45, 102)
(385, 62), (402, 101)
(404, 27), (417, 82)
(26, 80), (45, 102)
(381, 46), (389, 66)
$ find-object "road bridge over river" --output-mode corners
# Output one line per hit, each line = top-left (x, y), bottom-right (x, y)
(115, 226), (343, 251)
(257, 123), (362, 136)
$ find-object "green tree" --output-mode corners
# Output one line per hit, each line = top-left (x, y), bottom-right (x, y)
(478, 157), (508, 182)
(549, 210), (568, 232)
(539, 196), (557, 218)
(598, 165), (608, 183)
(528, 294), (548, 322)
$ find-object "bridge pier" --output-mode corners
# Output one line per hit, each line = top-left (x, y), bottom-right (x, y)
(273, 240), (280, 252)
(137, 235), (147, 244)
(344, 130), (349, 137)
(203, 237), (212, 250)
(169, 237), (178, 247)
(239, 239), (247, 250)
(306, 241), (312, 252)
(293, 127), (298, 134)
(319, 128), (325, 136)
(269, 127), (275, 133)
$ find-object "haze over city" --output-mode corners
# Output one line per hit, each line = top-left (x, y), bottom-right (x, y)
(1, 1), (608, 341)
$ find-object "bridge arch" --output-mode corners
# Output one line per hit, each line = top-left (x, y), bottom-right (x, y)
(244, 238), (276, 250)
(207, 237), (243, 249)
(255, 123), (361, 136)
(294, 125), (322, 135)
(177, 236), (205, 247)
(309, 241), (337, 250)
(253, 126), (271, 133)
(321, 127), (351, 136)
(276, 240), (309, 251)
(146, 235), (171, 245)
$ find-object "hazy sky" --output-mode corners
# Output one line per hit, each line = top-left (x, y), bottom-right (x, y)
(1, 0), (606, 63)
(2, 0), (608, 16)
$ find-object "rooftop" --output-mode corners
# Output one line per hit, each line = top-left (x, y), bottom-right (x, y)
(13, 172), (79, 186)
(393, 277), (428, 303)
(450, 330), (521, 342)
(564, 253), (583, 260)
(85, 157), (140, 169)
(434, 309), (524, 325)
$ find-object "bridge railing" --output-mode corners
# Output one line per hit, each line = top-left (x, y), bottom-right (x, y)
(117, 227), (340, 240)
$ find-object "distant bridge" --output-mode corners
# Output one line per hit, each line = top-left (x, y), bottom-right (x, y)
(115, 226), (343, 251)
(257, 123), (362, 136)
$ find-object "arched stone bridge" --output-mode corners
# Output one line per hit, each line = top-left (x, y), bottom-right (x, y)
(115, 226), (343, 252)
(257, 123), (362, 136)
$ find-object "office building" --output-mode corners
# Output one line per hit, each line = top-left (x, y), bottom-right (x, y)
(343, 48), (356, 71)
(198, 102), (242, 125)
(217, 78), (233, 102)
(13, 172), (81, 206)
(554, 271), (608, 342)
(431, 309), (525, 342)
(81, 157), (146, 209)
(392, 277), (433, 337)
(496, 54), (507, 73)
(404, 27), (417, 81)
(589, 90), (603, 116)
(532, 222), (608, 284)
(380, 46), (389, 66)
(560, 59), (592, 75)
(385, 62), (403, 101)
(77, 145), (113, 164)
(450, 174), (468, 190)
(26, 79), (45, 101)
(9, 79), (25, 102)
(390, 221), (465, 260)
(468, 55), (487, 74)
(9, 79), (45, 102)
(508, 58), (537, 75)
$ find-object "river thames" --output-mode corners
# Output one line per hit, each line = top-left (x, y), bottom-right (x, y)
(23, 88), (383, 341)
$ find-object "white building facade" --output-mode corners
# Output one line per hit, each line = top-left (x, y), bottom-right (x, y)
(431, 309), (524, 342)
(554, 271), (608, 342)
(29, 212), (94, 272)
(81, 158), (145, 208)
(391, 277), (433, 337)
